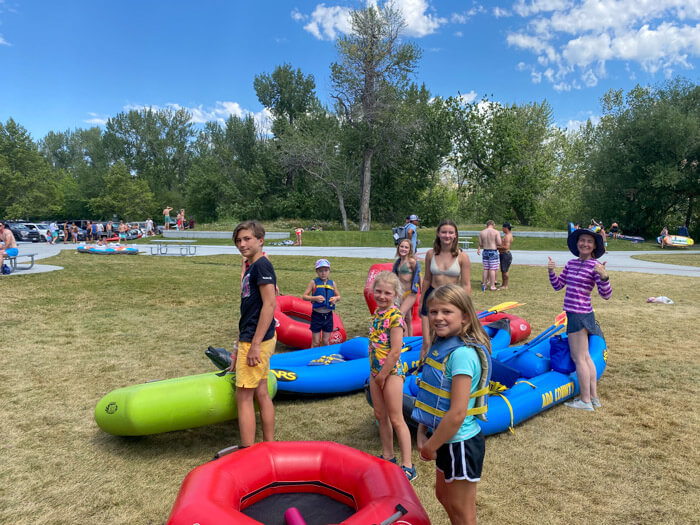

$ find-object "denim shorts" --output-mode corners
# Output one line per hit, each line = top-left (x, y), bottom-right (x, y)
(566, 311), (603, 337)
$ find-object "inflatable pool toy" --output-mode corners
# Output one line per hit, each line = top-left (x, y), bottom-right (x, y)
(207, 324), (512, 397)
(167, 441), (430, 525)
(657, 235), (694, 248)
(363, 262), (531, 342)
(77, 243), (139, 255)
(388, 332), (607, 436)
(94, 370), (277, 436)
(274, 294), (346, 348)
(618, 234), (645, 243)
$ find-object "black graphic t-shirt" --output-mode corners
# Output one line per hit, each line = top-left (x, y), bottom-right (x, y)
(239, 257), (277, 342)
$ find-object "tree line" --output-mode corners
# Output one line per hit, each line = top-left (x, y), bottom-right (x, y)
(1, 4), (697, 238)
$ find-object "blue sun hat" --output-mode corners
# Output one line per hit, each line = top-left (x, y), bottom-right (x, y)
(567, 228), (605, 259)
(315, 259), (330, 269)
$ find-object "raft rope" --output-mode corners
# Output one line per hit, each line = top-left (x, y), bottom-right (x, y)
(487, 380), (537, 434)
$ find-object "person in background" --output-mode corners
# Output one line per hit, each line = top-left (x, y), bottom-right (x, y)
(0, 221), (18, 268)
(392, 239), (420, 337)
(406, 214), (420, 254)
(476, 220), (501, 292)
(163, 206), (173, 230)
(302, 259), (341, 348)
(498, 223), (513, 290)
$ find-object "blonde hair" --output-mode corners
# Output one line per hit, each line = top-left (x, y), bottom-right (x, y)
(426, 284), (491, 352)
(395, 238), (414, 258)
(373, 271), (403, 307)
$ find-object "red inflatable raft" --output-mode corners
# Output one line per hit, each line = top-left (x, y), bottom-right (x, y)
(275, 295), (346, 348)
(364, 262), (531, 343)
(168, 441), (430, 525)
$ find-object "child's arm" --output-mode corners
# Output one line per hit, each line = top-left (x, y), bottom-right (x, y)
(593, 261), (612, 299)
(302, 280), (323, 303)
(246, 283), (276, 366)
(419, 374), (471, 460)
(329, 282), (341, 305)
(374, 325), (404, 389)
(548, 257), (566, 290)
(459, 252), (472, 296)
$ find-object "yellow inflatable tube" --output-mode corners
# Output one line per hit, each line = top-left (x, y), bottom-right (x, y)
(95, 371), (277, 436)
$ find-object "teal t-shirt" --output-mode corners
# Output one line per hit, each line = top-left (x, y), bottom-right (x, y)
(445, 345), (482, 442)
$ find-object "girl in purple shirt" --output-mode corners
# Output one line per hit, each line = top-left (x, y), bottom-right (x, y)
(548, 229), (611, 411)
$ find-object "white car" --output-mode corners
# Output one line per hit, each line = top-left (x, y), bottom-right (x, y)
(23, 222), (63, 242)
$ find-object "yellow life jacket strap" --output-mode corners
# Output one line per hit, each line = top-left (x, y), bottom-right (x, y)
(424, 357), (445, 370)
(419, 381), (451, 399)
(414, 400), (446, 418)
(515, 380), (537, 389)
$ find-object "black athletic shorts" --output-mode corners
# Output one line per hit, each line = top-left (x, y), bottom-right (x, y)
(499, 251), (512, 273)
(310, 311), (333, 333)
(420, 286), (435, 316)
(436, 431), (485, 483)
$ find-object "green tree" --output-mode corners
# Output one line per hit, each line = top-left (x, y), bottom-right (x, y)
(586, 79), (700, 236)
(0, 118), (63, 219)
(330, 2), (421, 230)
(447, 97), (559, 225)
(89, 162), (157, 219)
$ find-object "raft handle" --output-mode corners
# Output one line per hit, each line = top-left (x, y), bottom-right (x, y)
(377, 503), (408, 525)
(213, 444), (247, 460)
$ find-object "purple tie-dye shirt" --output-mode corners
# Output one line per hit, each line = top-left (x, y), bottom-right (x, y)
(549, 258), (612, 313)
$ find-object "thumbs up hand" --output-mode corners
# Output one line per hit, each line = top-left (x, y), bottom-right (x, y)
(594, 260), (609, 281)
(547, 256), (556, 272)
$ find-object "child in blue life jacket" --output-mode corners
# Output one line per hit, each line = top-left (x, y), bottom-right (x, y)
(413, 284), (492, 525)
(302, 259), (341, 347)
(368, 271), (416, 482)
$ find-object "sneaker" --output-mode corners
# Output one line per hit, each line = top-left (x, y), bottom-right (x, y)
(564, 398), (594, 411)
(378, 454), (397, 464)
(591, 397), (602, 408)
(402, 464), (418, 482)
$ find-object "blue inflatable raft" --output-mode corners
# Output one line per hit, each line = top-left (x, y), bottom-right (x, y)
(206, 323), (512, 396)
(77, 244), (140, 255)
(392, 333), (607, 435)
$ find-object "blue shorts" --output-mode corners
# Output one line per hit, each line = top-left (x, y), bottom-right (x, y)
(420, 286), (435, 316)
(4, 248), (18, 257)
(436, 431), (485, 483)
(482, 249), (499, 270)
(566, 311), (603, 337)
(310, 311), (333, 333)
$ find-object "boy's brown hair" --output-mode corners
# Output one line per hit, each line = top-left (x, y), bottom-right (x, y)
(233, 221), (266, 242)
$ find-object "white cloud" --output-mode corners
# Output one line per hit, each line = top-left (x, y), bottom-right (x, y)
(457, 90), (478, 104)
(297, 0), (449, 40)
(507, 0), (700, 89)
(0, 35), (9, 46)
(84, 112), (108, 126)
(493, 7), (512, 18)
(122, 102), (273, 135)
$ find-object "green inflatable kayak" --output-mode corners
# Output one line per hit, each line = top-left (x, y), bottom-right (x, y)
(95, 371), (277, 436)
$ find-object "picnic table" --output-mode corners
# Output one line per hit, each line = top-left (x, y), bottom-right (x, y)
(149, 239), (197, 256)
(458, 237), (473, 250)
(7, 252), (38, 271)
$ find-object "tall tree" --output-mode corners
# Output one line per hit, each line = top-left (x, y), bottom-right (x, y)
(89, 162), (157, 220)
(254, 63), (318, 136)
(330, 2), (421, 230)
(587, 79), (700, 236)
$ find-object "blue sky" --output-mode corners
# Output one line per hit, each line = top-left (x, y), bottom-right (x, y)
(2, 0), (700, 140)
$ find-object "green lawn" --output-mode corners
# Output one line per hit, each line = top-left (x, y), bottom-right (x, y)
(1, 250), (698, 524)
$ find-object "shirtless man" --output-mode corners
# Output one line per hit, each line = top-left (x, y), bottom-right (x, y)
(163, 206), (173, 230)
(477, 220), (502, 291)
(498, 223), (513, 290)
(0, 222), (18, 269)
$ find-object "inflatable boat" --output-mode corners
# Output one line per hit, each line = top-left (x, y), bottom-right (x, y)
(206, 323), (512, 397)
(94, 370), (277, 436)
(77, 243), (140, 255)
(384, 332), (607, 436)
(274, 295), (346, 348)
(363, 262), (531, 343)
(167, 441), (430, 525)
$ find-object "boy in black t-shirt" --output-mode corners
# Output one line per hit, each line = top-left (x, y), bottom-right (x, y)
(231, 221), (277, 446)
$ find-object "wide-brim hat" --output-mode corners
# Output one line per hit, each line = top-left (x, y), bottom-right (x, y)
(567, 228), (605, 259)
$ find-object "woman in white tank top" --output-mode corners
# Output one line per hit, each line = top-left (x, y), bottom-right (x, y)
(420, 219), (472, 358)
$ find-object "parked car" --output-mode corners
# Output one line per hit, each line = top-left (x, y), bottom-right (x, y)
(4, 221), (41, 242)
(22, 222), (63, 242)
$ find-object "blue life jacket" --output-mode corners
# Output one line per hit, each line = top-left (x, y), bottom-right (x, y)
(392, 258), (422, 294)
(312, 278), (335, 310)
(411, 336), (492, 430)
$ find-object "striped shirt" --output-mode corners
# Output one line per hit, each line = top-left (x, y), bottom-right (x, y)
(549, 258), (612, 313)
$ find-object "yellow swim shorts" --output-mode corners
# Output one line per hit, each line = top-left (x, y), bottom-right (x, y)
(235, 337), (276, 388)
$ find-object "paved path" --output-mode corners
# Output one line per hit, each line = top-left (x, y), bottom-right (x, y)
(3, 242), (698, 277)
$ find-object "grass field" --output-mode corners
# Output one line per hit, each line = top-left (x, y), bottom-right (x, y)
(631, 253), (700, 267)
(1, 250), (698, 524)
